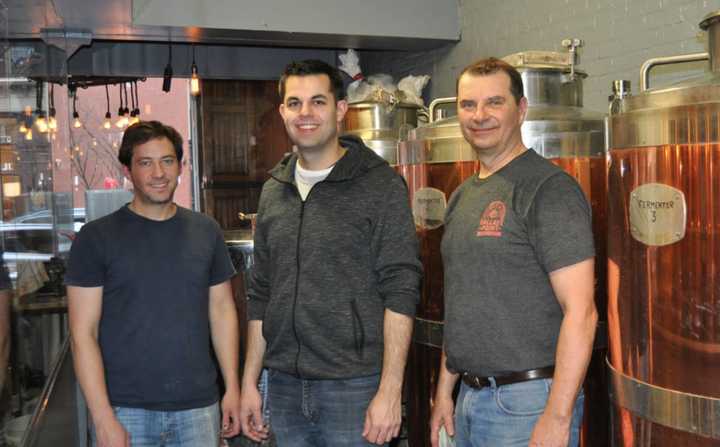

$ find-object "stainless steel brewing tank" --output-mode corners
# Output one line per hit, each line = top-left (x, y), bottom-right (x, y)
(504, 49), (606, 159)
(398, 41), (608, 447)
(343, 95), (426, 164)
(607, 10), (720, 447)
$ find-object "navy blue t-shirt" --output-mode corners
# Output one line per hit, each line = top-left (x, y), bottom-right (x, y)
(65, 205), (235, 410)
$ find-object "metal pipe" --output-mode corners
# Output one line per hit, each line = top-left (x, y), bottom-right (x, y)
(639, 52), (709, 92)
(428, 96), (456, 123)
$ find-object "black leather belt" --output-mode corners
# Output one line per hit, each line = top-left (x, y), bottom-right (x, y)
(462, 365), (555, 389)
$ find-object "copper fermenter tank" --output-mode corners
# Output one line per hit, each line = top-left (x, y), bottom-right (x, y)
(607, 10), (720, 447)
(397, 40), (608, 447)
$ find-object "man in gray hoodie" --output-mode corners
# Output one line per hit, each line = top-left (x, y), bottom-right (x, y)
(239, 60), (422, 447)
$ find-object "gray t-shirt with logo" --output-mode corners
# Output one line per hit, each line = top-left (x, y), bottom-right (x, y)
(441, 149), (594, 377)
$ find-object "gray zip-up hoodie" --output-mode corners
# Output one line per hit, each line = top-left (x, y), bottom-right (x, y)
(247, 135), (422, 379)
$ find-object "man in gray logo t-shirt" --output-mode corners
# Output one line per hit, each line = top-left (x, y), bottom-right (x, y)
(429, 58), (597, 447)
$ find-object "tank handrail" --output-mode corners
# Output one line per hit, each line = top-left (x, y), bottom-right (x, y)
(640, 52), (709, 92)
(428, 97), (457, 123)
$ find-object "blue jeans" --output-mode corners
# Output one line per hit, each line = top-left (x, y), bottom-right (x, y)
(90, 402), (220, 447)
(267, 369), (385, 447)
(454, 378), (584, 447)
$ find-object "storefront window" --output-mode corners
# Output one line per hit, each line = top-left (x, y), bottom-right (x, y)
(0, 27), (195, 446)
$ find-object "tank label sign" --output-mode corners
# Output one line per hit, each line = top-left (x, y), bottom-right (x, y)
(412, 187), (447, 230)
(629, 183), (686, 246)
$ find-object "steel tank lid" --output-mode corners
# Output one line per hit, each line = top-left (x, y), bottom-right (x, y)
(347, 100), (422, 108)
(699, 9), (720, 30)
(618, 72), (720, 113)
(502, 50), (587, 76)
(410, 105), (604, 141)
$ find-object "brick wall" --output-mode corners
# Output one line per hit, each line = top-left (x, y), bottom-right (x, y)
(361, 0), (715, 112)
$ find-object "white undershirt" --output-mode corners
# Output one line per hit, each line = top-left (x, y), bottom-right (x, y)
(295, 160), (333, 201)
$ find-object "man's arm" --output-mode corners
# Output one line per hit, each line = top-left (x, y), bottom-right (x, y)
(529, 258), (597, 447)
(429, 349), (459, 447)
(0, 289), (11, 392)
(362, 309), (413, 445)
(239, 320), (269, 442)
(208, 279), (241, 438)
(68, 285), (129, 447)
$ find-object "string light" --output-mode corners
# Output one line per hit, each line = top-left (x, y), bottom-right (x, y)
(129, 82), (138, 125)
(34, 80), (48, 133)
(104, 84), (112, 129)
(190, 45), (200, 96)
(116, 84), (128, 128)
(72, 90), (82, 128)
(48, 84), (57, 131)
(35, 114), (48, 133)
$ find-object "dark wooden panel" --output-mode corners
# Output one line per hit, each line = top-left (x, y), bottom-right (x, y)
(203, 187), (261, 230)
(199, 80), (291, 229)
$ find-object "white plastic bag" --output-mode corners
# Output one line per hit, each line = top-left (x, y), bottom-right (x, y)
(398, 74), (431, 106)
(339, 49), (363, 81)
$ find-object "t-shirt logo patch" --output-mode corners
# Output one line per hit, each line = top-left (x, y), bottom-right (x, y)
(476, 201), (506, 237)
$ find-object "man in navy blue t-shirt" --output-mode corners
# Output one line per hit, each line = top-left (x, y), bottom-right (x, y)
(66, 121), (241, 447)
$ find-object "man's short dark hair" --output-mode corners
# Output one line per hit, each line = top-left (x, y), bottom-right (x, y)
(118, 121), (183, 169)
(279, 59), (346, 102)
(456, 57), (524, 104)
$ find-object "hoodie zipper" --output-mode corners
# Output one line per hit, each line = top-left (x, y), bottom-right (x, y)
(291, 192), (305, 377)
(291, 182), (323, 377)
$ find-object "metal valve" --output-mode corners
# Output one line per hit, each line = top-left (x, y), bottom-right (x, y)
(561, 38), (584, 79)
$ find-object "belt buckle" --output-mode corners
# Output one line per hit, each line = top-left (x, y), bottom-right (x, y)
(464, 373), (485, 389)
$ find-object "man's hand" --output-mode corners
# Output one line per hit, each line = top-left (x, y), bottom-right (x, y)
(528, 411), (571, 447)
(429, 394), (455, 447)
(362, 388), (402, 445)
(94, 416), (130, 447)
(239, 384), (269, 442)
(220, 386), (242, 438)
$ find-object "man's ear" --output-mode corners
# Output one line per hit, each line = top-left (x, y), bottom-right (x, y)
(336, 99), (348, 123)
(517, 96), (529, 125)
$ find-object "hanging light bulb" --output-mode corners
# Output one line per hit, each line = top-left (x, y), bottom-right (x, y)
(127, 81), (141, 126)
(122, 83), (131, 121)
(19, 122), (28, 133)
(101, 84), (112, 130)
(25, 128), (33, 140)
(48, 84), (57, 131)
(116, 83), (129, 128)
(72, 89), (82, 128)
(73, 111), (82, 128)
(116, 84), (125, 127)
(190, 63), (200, 96)
(35, 113), (48, 133)
(132, 81), (141, 121)
(34, 80), (48, 133)
(190, 45), (200, 96)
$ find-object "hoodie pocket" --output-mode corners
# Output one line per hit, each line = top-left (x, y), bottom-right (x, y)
(351, 299), (365, 357)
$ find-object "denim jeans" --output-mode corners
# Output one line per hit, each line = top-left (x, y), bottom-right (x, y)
(90, 402), (220, 447)
(267, 369), (385, 447)
(454, 378), (584, 447)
